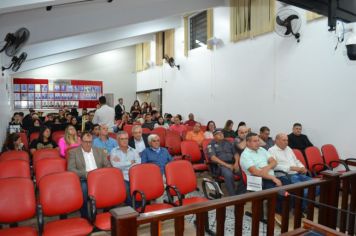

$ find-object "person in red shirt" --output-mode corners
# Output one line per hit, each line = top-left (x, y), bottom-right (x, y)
(183, 113), (197, 126)
(169, 115), (187, 137)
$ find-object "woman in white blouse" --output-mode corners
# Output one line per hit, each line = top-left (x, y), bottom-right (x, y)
(154, 116), (169, 129)
(204, 121), (216, 139)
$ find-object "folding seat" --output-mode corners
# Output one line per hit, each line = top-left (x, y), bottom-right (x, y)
(87, 168), (126, 230)
(0, 150), (30, 162)
(292, 149), (308, 169)
(165, 160), (220, 206)
(141, 128), (151, 135)
(37, 172), (93, 236)
(165, 131), (182, 156)
(181, 140), (208, 172)
(0, 160), (31, 179)
(129, 163), (173, 213)
(304, 147), (330, 177)
(123, 124), (133, 138)
(35, 158), (67, 184)
(33, 149), (61, 169)
(18, 132), (29, 150)
(52, 131), (65, 144)
(0, 177), (37, 236)
(321, 144), (355, 171)
(151, 127), (166, 147)
(29, 132), (40, 143)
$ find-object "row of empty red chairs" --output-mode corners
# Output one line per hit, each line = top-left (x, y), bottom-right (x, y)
(0, 160), (217, 235)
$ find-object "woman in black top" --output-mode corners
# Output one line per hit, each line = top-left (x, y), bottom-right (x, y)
(130, 100), (141, 119)
(29, 126), (58, 154)
(223, 120), (236, 138)
(1, 133), (24, 153)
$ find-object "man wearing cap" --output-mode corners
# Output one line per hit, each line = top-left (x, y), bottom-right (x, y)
(207, 129), (245, 196)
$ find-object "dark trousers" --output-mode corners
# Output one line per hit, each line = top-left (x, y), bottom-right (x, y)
(262, 178), (291, 213)
(124, 180), (132, 206)
(220, 166), (246, 196)
(80, 178), (89, 219)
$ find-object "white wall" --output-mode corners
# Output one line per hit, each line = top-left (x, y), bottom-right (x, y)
(137, 6), (356, 158)
(14, 46), (137, 110)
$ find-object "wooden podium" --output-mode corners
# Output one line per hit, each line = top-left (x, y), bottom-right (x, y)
(280, 219), (347, 236)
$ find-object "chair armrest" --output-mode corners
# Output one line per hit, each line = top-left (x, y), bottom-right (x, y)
(274, 170), (291, 181)
(202, 178), (222, 200)
(329, 160), (350, 171)
(312, 163), (330, 176)
(37, 204), (44, 236)
(345, 158), (356, 167)
(165, 185), (182, 206)
(181, 154), (191, 161)
(132, 190), (146, 213)
(88, 195), (97, 224)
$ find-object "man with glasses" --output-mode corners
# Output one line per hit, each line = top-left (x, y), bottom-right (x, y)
(128, 125), (149, 155)
(68, 131), (111, 219)
(141, 134), (172, 175)
(110, 131), (140, 205)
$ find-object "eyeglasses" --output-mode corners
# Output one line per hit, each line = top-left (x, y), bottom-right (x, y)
(82, 141), (92, 144)
(152, 140), (160, 142)
(119, 138), (128, 140)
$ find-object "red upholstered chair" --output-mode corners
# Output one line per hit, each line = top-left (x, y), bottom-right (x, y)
(129, 163), (173, 213)
(87, 168), (126, 231)
(181, 141), (208, 172)
(123, 124), (133, 138)
(165, 131), (182, 156)
(108, 132), (117, 140)
(29, 132), (40, 143)
(142, 128), (151, 135)
(200, 125), (207, 132)
(19, 132), (29, 150)
(35, 158), (67, 184)
(52, 131), (65, 144)
(0, 178), (37, 236)
(33, 149), (61, 169)
(165, 160), (220, 206)
(292, 149), (312, 177)
(151, 127), (166, 147)
(0, 150), (30, 162)
(321, 144), (355, 171)
(225, 137), (234, 143)
(305, 147), (330, 176)
(37, 172), (93, 236)
(0, 160), (31, 179)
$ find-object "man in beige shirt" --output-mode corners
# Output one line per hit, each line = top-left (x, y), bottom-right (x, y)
(68, 131), (111, 219)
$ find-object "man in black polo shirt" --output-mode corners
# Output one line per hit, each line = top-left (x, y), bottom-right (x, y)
(288, 123), (313, 155)
(207, 129), (245, 196)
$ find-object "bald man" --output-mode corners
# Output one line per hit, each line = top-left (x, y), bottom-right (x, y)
(234, 125), (249, 154)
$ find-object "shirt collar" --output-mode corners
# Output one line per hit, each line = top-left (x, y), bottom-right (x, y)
(150, 147), (161, 153)
(82, 148), (93, 154)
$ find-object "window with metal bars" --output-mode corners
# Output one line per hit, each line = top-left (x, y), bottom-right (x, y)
(189, 11), (207, 50)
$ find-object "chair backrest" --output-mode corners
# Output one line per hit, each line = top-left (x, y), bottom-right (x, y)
(18, 132), (29, 150)
(87, 168), (126, 209)
(35, 158), (67, 184)
(305, 147), (325, 172)
(123, 125), (134, 138)
(142, 128), (151, 135)
(165, 131), (182, 156)
(129, 163), (164, 201)
(52, 130), (65, 144)
(321, 144), (340, 168)
(0, 178), (36, 223)
(238, 158), (247, 186)
(181, 140), (201, 163)
(0, 160), (31, 179)
(30, 132), (40, 143)
(0, 150), (30, 162)
(202, 139), (213, 163)
(292, 149), (308, 169)
(33, 149), (61, 165)
(151, 128), (166, 147)
(108, 132), (117, 140)
(165, 160), (197, 195)
(39, 172), (83, 216)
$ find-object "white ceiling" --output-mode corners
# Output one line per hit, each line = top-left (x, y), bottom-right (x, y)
(0, 0), (226, 73)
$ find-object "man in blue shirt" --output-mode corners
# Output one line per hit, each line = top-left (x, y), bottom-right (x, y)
(110, 131), (140, 206)
(93, 124), (118, 155)
(141, 134), (172, 175)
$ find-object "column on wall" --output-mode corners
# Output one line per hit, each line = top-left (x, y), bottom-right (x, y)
(155, 29), (175, 65)
(135, 42), (151, 72)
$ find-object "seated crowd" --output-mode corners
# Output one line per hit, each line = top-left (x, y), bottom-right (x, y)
(2, 96), (318, 221)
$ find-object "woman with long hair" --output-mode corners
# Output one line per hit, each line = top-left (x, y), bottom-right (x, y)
(130, 100), (141, 119)
(58, 125), (81, 157)
(154, 116), (169, 129)
(29, 126), (58, 154)
(204, 120), (216, 139)
(1, 133), (24, 153)
(223, 120), (236, 138)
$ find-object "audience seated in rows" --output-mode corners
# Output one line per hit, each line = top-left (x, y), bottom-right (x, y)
(67, 131), (112, 219)
(29, 126), (58, 155)
(222, 120), (236, 138)
(93, 124), (118, 155)
(141, 134), (172, 175)
(207, 129), (245, 196)
(110, 131), (141, 205)
(204, 120), (216, 139)
(58, 125), (81, 157)
(128, 125), (149, 155)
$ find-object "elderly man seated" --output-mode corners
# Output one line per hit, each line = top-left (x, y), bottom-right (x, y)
(141, 134), (172, 175)
(128, 125), (149, 155)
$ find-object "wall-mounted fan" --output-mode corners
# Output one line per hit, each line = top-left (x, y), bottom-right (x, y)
(0, 28), (30, 57)
(2, 52), (27, 72)
(275, 8), (301, 42)
(163, 55), (180, 70)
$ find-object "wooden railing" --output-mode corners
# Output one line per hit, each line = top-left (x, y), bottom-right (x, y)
(110, 170), (356, 236)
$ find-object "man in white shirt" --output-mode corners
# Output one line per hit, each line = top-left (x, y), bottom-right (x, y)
(128, 125), (148, 155)
(68, 131), (111, 219)
(93, 96), (115, 132)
